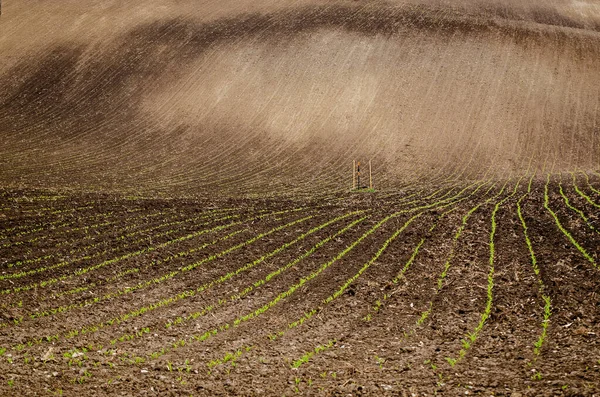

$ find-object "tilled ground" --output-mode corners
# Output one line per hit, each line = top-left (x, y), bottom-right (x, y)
(0, 175), (598, 396)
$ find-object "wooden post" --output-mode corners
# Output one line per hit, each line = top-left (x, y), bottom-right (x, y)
(369, 159), (373, 190)
(352, 160), (356, 190)
(357, 162), (361, 189)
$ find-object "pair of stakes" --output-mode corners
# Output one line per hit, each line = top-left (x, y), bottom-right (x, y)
(352, 160), (373, 191)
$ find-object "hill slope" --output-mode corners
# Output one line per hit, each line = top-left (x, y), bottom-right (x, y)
(1, 0), (599, 195)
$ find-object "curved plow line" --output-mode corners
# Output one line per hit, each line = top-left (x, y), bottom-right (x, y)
(361, 180), (463, 216)
(26, 228), (248, 323)
(0, 207), (144, 242)
(140, 189), (467, 369)
(445, 177), (521, 368)
(2, 208), (231, 274)
(15, 204), (95, 216)
(0, 205), (101, 236)
(101, 187), (481, 351)
(0, 205), (194, 252)
(412, 170), (488, 202)
(283, 185), (501, 368)
(7, 211), (318, 352)
(577, 171), (600, 196)
(517, 175), (551, 357)
(571, 172), (600, 209)
(24, 212), (314, 325)
(211, 202), (455, 370)
(4, 194), (67, 202)
(366, 181), (439, 206)
(545, 174), (596, 267)
(406, 170), (489, 205)
(115, 209), (400, 367)
(360, 181), (497, 322)
(559, 179), (600, 235)
(404, 178), (491, 216)
(103, 214), (366, 351)
(3, 207), (234, 271)
(0, 209), (281, 296)
(0, 210), (243, 282)
(416, 180), (511, 326)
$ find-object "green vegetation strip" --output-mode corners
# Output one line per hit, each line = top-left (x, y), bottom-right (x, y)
(580, 171), (600, 195)
(0, 205), (192, 251)
(558, 181), (599, 234)
(446, 179), (521, 367)
(136, 210), (394, 363)
(8, 211), (317, 350)
(292, 340), (336, 368)
(545, 174), (596, 267)
(112, 213), (366, 347)
(3, 208), (230, 271)
(0, 209), (288, 296)
(0, 208), (142, 243)
(571, 173), (600, 209)
(417, 181), (509, 326)
(0, 210), (235, 281)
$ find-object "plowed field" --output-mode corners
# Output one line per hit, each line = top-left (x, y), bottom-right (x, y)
(0, 0), (599, 396)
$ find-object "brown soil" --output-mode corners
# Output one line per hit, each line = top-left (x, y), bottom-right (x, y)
(0, 179), (598, 396)
(0, 1), (599, 396)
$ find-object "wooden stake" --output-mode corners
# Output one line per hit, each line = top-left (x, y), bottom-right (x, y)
(352, 160), (356, 190)
(369, 159), (373, 190)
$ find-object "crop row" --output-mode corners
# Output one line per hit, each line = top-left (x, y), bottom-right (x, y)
(0, 208), (304, 332)
(0, 205), (183, 251)
(145, 186), (473, 379)
(544, 174), (596, 268)
(101, 213), (367, 351)
(93, 184), (474, 378)
(445, 177), (521, 367)
(516, 176), (552, 357)
(0, 210), (242, 285)
(0, 207), (144, 244)
(2, 207), (234, 273)
(416, 180), (509, 326)
(3, 209), (316, 352)
(22, 200), (426, 382)
(0, 203), (127, 241)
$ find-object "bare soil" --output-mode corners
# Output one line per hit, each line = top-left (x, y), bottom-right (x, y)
(0, 1), (599, 396)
